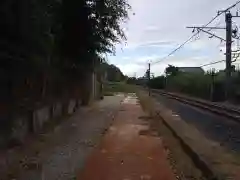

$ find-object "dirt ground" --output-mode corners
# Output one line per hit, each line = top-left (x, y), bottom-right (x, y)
(0, 95), (124, 180)
(1, 92), (207, 180)
(78, 94), (176, 180)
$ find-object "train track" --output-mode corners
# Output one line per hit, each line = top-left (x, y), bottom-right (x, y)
(151, 89), (240, 123)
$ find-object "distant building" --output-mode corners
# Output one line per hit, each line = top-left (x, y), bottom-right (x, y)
(178, 67), (204, 74)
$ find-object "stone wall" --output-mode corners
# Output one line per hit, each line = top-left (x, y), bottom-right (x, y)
(33, 106), (51, 132)
(5, 98), (79, 146)
(1, 71), (102, 147)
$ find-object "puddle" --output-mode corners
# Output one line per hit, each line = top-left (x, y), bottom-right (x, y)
(122, 94), (139, 104)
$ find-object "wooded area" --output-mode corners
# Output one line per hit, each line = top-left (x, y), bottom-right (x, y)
(0, 0), (130, 146)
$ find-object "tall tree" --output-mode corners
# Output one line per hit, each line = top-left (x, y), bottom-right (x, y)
(58, 0), (130, 68)
(0, 0), (131, 135)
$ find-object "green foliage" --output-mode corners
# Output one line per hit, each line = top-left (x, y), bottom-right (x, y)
(58, 0), (130, 67)
(127, 77), (147, 86)
(148, 76), (165, 89)
(0, 0), (131, 137)
(165, 71), (240, 102)
(127, 77), (137, 84)
(145, 70), (240, 102)
(167, 73), (213, 99)
(101, 63), (125, 82)
(1, 0), (130, 95)
(104, 82), (136, 94)
(1, 0), (130, 70)
(165, 65), (179, 76)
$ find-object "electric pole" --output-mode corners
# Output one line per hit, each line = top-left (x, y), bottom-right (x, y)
(225, 12), (232, 100)
(210, 69), (216, 101)
(148, 63), (151, 96)
(187, 10), (237, 101)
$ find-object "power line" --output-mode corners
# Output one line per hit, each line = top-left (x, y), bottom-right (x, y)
(151, 14), (221, 65)
(200, 60), (225, 67)
(151, 34), (197, 65)
(151, 0), (240, 66)
(200, 56), (240, 68)
(222, 0), (240, 13)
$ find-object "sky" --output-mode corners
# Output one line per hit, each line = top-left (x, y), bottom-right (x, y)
(107, 0), (240, 77)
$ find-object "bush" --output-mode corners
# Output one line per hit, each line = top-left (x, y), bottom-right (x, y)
(165, 71), (240, 102)
(167, 73), (213, 99)
(148, 76), (165, 89)
(147, 68), (240, 103)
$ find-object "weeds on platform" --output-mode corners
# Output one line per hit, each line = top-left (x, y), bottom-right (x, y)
(136, 91), (156, 118)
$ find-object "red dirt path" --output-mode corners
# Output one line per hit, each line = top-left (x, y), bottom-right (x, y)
(78, 96), (176, 180)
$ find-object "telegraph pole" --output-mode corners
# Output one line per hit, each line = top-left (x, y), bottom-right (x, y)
(225, 12), (232, 100)
(148, 63), (151, 96)
(210, 69), (216, 101)
(187, 11), (235, 100)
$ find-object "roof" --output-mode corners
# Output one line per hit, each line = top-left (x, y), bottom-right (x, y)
(178, 67), (204, 73)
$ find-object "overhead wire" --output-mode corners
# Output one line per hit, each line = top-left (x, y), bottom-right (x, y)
(224, 0), (240, 12)
(200, 58), (240, 68)
(151, 14), (221, 65)
(200, 60), (225, 67)
(200, 54), (240, 68)
(150, 34), (198, 65)
(151, 0), (240, 66)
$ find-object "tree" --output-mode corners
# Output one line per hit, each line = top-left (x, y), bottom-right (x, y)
(149, 76), (165, 89)
(101, 63), (125, 82)
(165, 65), (179, 76)
(58, 0), (130, 69)
(0, 0), (131, 140)
(56, 0), (131, 104)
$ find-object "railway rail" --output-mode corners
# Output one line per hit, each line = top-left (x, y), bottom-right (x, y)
(151, 89), (240, 122)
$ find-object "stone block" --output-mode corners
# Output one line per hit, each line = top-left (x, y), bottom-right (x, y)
(33, 106), (51, 132)
(11, 116), (29, 143)
(77, 99), (82, 107)
(68, 100), (76, 114)
(52, 102), (63, 118)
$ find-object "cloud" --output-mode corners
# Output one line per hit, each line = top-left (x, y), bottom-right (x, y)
(144, 26), (160, 32)
(122, 56), (131, 60)
(116, 54), (219, 77)
(138, 41), (176, 48)
(124, 40), (175, 50)
(109, 0), (240, 77)
(116, 63), (145, 77)
(133, 55), (160, 64)
(187, 40), (208, 50)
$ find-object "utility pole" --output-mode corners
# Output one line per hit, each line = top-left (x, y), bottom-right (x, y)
(148, 63), (151, 96)
(210, 69), (216, 102)
(225, 12), (232, 100)
(187, 11), (235, 100)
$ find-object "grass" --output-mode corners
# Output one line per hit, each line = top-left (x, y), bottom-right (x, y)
(104, 82), (136, 95)
(103, 91), (115, 96)
(136, 90), (155, 117)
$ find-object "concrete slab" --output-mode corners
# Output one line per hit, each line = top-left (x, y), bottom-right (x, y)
(153, 100), (240, 179)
